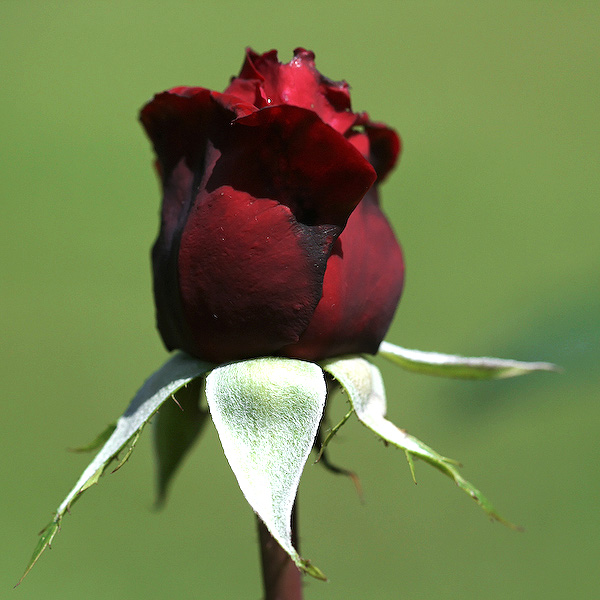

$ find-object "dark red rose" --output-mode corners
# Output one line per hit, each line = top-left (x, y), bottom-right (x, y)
(140, 48), (404, 363)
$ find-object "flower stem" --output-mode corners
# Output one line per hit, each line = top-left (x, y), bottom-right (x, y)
(257, 502), (302, 600)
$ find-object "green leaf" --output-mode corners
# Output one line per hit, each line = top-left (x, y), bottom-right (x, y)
(378, 340), (559, 379)
(323, 356), (519, 528)
(205, 357), (327, 579)
(153, 378), (209, 507)
(18, 352), (212, 586)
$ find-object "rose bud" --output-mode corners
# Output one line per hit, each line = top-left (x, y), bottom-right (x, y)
(140, 48), (404, 363)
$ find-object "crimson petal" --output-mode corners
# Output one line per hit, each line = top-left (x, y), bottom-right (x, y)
(282, 187), (404, 359)
(212, 105), (376, 227)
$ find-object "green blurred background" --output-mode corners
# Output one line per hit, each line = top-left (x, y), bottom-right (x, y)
(2, 1), (599, 598)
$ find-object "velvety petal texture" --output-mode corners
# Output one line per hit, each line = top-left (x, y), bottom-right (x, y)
(140, 48), (404, 363)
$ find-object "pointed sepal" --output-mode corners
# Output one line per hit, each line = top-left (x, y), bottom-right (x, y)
(323, 356), (519, 528)
(205, 357), (327, 579)
(17, 352), (212, 586)
(379, 341), (559, 379)
(153, 378), (209, 507)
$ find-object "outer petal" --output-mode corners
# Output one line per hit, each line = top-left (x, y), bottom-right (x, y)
(140, 89), (245, 353)
(214, 105), (376, 226)
(365, 121), (401, 182)
(178, 189), (324, 361)
(348, 115), (401, 183)
(174, 105), (375, 362)
(141, 88), (225, 181)
(281, 187), (404, 360)
(140, 88), (257, 180)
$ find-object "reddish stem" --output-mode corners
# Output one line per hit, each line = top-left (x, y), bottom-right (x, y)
(257, 503), (302, 600)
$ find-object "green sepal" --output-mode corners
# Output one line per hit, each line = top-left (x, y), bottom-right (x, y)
(205, 357), (327, 579)
(18, 352), (212, 586)
(323, 356), (520, 529)
(379, 340), (559, 379)
(153, 378), (209, 507)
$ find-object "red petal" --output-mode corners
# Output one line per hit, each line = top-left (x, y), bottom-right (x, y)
(140, 88), (255, 181)
(225, 48), (357, 135)
(349, 114), (401, 183)
(177, 187), (326, 362)
(281, 188), (405, 360)
(140, 88), (223, 181)
(213, 105), (376, 228)
(366, 122), (401, 182)
(151, 159), (196, 353)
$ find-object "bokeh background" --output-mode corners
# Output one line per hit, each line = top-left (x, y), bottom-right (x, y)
(3, 2), (599, 598)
